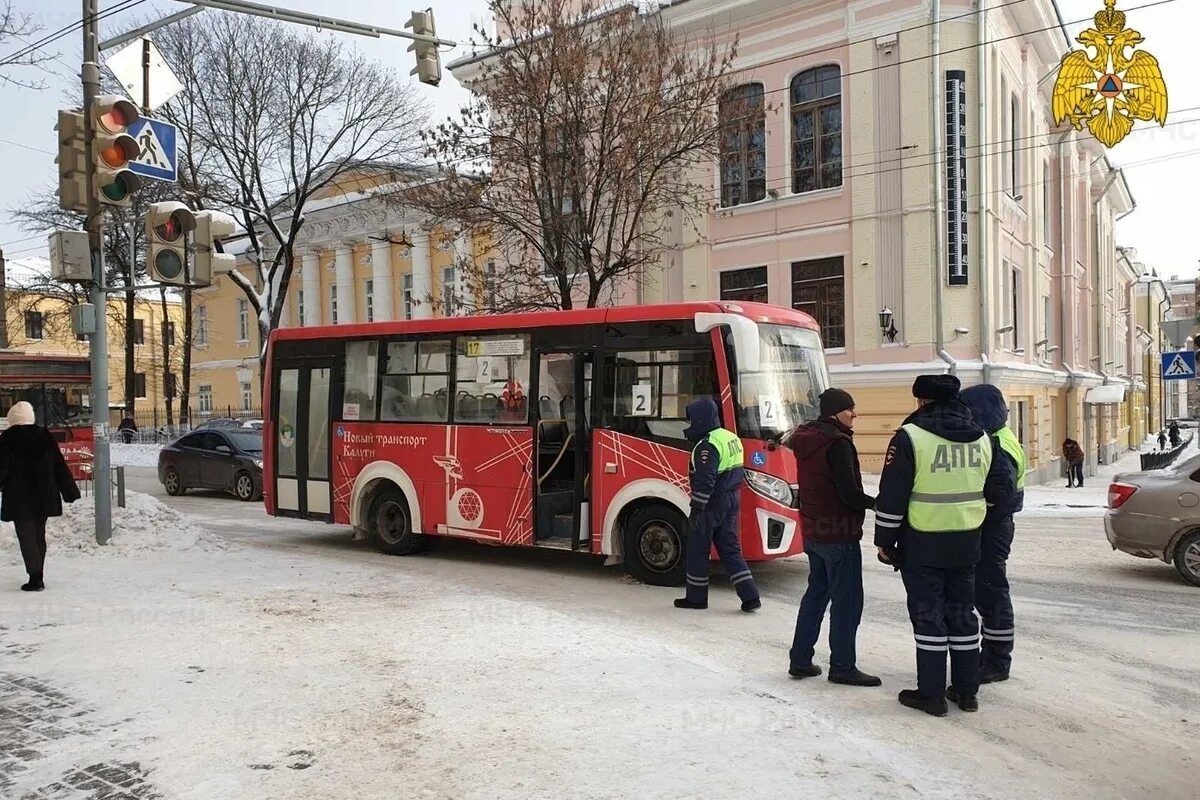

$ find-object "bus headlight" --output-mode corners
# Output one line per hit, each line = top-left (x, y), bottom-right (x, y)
(745, 470), (792, 505)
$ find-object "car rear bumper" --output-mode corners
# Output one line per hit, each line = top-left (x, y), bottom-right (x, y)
(1105, 511), (1173, 562)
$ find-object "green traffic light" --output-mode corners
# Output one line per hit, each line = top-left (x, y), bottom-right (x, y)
(100, 181), (128, 202)
(156, 250), (183, 281)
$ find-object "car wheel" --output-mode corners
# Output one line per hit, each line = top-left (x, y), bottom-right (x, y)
(622, 504), (687, 587)
(1172, 531), (1200, 587)
(369, 485), (425, 556)
(234, 471), (256, 502)
(163, 467), (185, 496)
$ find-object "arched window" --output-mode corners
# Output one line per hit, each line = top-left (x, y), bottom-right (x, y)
(719, 83), (766, 208)
(790, 65), (842, 194)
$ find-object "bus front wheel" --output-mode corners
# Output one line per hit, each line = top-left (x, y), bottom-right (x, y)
(622, 505), (687, 587)
(369, 486), (425, 556)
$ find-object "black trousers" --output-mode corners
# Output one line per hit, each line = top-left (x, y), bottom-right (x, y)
(977, 517), (1015, 673)
(901, 563), (980, 699)
(14, 518), (48, 580)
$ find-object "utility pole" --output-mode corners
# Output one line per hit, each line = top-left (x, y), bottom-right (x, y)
(83, 0), (113, 545)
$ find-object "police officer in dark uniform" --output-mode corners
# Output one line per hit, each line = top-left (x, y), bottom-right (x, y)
(961, 384), (1027, 684)
(674, 397), (762, 612)
(875, 375), (1015, 716)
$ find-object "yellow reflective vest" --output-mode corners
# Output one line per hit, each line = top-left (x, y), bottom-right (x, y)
(994, 426), (1027, 491)
(693, 428), (744, 474)
(902, 424), (992, 533)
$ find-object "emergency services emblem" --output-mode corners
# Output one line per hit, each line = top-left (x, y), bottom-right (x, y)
(1052, 0), (1167, 148)
(885, 445), (897, 467)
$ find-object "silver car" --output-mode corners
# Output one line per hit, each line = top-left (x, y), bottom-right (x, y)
(1106, 453), (1200, 586)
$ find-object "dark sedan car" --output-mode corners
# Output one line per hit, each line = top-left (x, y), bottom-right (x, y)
(158, 428), (264, 501)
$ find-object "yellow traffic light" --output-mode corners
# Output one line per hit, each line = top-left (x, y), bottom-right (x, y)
(405, 9), (441, 87)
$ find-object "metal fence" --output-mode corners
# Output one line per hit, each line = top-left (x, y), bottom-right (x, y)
(1140, 434), (1195, 471)
(111, 407), (263, 443)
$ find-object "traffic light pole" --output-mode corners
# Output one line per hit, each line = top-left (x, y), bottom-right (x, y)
(82, 0), (113, 545)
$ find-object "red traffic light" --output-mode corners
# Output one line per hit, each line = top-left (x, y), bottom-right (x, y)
(155, 213), (188, 242)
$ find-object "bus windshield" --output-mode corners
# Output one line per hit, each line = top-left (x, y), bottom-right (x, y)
(735, 324), (829, 440)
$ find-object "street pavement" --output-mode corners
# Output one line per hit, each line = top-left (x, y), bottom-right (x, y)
(2, 466), (1196, 799)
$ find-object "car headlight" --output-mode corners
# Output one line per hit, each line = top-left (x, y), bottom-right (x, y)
(745, 470), (792, 505)
(252, 459), (263, 470)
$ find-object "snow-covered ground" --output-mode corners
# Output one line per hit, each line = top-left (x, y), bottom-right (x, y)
(109, 442), (164, 468)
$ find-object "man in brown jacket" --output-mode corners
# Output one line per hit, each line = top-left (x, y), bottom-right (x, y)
(1063, 438), (1085, 488)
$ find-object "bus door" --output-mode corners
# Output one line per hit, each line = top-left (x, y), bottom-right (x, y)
(273, 357), (336, 521)
(532, 348), (593, 551)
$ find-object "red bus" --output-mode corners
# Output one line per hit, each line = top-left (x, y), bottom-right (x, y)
(262, 302), (830, 585)
(0, 353), (94, 480)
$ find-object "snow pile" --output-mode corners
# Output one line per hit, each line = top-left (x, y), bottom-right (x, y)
(0, 491), (222, 558)
(110, 443), (163, 468)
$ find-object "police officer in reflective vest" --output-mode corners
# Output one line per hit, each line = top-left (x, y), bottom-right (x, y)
(961, 384), (1027, 684)
(675, 397), (762, 612)
(875, 375), (1016, 716)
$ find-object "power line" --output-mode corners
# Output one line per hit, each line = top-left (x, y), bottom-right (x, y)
(0, 137), (55, 156)
(0, 0), (147, 68)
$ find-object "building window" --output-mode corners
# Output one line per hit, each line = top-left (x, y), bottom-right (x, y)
(24, 310), (44, 340)
(297, 289), (306, 326)
(195, 305), (208, 346)
(791, 257), (846, 349)
(162, 321), (176, 347)
(719, 83), (766, 208)
(484, 260), (497, 310)
(240, 382), (253, 412)
(719, 267), (768, 304)
(330, 286), (339, 325)
(1009, 92), (1020, 195)
(1042, 161), (1052, 245)
(133, 372), (147, 399)
(402, 273), (413, 320)
(236, 299), (250, 341)
(790, 65), (842, 194)
(1010, 263), (1022, 350)
(198, 385), (213, 414)
(443, 267), (457, 317)
(130, 318), (145, 345)
(364, 279), (374, 323)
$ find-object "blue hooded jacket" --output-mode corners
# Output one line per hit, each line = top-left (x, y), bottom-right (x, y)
(960, 384), (1025, 517)
(684, 398), (743, 512)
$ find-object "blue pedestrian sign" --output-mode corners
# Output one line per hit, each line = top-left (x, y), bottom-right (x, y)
(1162, 351), (1196, 381)
(127, 117), (177, 183)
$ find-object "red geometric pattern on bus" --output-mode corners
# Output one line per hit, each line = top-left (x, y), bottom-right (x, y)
(592, 431), (689, 551)
(331, 422), (533, 545)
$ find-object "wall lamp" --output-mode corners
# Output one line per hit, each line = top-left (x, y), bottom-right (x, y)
(878, 307), (898, 343)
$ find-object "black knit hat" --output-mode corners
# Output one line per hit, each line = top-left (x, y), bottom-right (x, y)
(912, 374), (961, 402)
(819, 388), (856, 418)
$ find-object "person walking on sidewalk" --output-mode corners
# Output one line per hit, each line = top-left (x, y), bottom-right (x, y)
(874, 375), (1016, 717)
(961, 385), (1026, 685)
(1063, 438), (1085, 488)
(786, 388), (881, 687)
(674, 398), (761, 612)
(0, 401), (81, 592)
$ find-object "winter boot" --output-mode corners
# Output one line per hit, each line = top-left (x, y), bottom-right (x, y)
(741, 598), (761, 613)
(789, 664), (822, 679)
(979, 666), (1010, 684)
(674, 598), (707, 610)
(828, 669), (883, 687)
(21, 578), (45, 592)
(945, 686), (979, 712)
(898, 689), (948, 717)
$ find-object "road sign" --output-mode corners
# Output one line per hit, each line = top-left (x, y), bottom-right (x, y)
(104, 38), (184, 111)
(1162, 351), (1196, 381)
(127, 117), (177, 182)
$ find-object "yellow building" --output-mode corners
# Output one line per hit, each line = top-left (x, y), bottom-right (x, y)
(1, 287), (185, 425)
(192, 165), (488, 413)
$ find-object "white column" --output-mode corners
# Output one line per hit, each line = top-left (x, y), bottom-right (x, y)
(411, 230), (433, 320)
(302, 250), (321, 326)
(301, 250), (320, 326)
(335, 244), (356, 325)
(371, 237), (394, 322)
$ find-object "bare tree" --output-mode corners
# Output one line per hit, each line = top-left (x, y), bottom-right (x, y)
(407, 0), (737, 312)
(152, 12), (426, 362)
(0, 0), (57, 89)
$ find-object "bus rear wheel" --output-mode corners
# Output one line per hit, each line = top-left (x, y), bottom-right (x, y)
(369, 486), (424, 556)
(622, 505), (687, 587)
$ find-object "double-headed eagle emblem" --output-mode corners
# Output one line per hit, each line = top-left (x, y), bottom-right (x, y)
(1052, 0), (1168, 148)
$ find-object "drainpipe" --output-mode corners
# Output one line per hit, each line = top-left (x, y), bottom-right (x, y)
(1092, 169), (1120, 388)
(1056, 132), (1076, 387)
(977, 0), (991, 384)
(932, 0), (951, 373)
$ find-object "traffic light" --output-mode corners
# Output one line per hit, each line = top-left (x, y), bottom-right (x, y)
(55, 110), (87, 213)
(193, 210), (238, 286)
(92, 95), (143, 206)
(146, 201), (196, 285)
(405, 9), (441, 86)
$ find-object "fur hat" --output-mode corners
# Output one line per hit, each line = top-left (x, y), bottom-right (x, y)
(912, 374), (961, 403)
(6, 401), (35, 427)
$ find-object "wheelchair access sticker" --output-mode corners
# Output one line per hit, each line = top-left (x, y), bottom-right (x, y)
(752, 451), (766, 466)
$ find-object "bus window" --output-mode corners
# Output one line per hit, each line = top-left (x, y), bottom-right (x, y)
(455, 334), (531, 424)
(343, 341), (379, 421)
(381, 339), (450, 422)
(603, 349), (715, 446)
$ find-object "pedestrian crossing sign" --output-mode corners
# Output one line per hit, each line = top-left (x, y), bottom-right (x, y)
(1162, 351), (1196, 381)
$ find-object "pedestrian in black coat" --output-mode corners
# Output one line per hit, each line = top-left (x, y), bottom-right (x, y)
(0, 401), (81, 591)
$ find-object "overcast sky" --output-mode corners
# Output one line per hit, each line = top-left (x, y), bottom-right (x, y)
(0, 0), (1195, 278)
